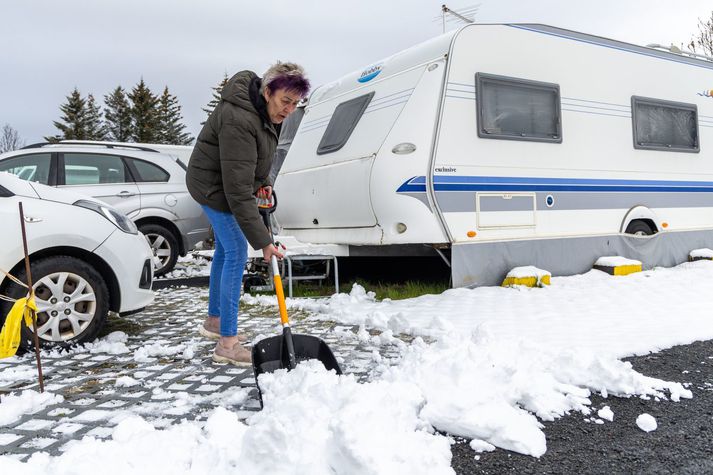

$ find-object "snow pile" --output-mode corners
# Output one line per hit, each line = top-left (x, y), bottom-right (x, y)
(690, 248), (713, 259)
(594, 256), (642, 267)
(0, 364), (453, 475)
(380, 330), (689, 457)
(85, 331), (130, 355)
(505, 265), (551, 280)
(0, 337), (687, 471)
(636, 413), (657, 432)
(0, 390), (63, 426)
(244, 361), (452, 474)
(597, 406), (614, 422)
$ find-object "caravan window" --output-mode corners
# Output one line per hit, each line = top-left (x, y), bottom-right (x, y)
(317, 92), (374, 155)
(631, 96), (699, 153)
(476, 73), (562, 143)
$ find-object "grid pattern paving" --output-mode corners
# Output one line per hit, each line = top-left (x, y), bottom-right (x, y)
(0, 286), (405, 460)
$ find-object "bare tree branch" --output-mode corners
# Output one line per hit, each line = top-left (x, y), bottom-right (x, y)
(0, 123), (25, 153)
(690, 11), (713, 57)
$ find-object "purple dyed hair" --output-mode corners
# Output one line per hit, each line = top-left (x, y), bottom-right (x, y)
(262, 61), (310, 98)
(265, 74), (311, 98)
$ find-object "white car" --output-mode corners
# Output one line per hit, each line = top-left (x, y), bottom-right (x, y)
(0, 172), (154, 349)
(0, 141), (210, 276)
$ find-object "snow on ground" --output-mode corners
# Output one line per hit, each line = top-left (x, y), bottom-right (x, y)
(0, 391), (64, 426)
(636, 413), (657, 432)
(159, 252), (212, 279)
(249, 261), (713, 357)
(2, 260), (712, 472)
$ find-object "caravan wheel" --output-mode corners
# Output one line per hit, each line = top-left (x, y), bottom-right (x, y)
(625, 221), (654, 236)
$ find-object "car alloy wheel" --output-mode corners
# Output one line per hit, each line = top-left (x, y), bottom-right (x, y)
(139, 223), (179, 277)
(0, 255), (109, 350)
(32, 271), (97, 342)
(146, 232), (172, 270)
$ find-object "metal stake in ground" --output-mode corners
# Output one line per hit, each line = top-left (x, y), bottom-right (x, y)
(18, 202), (44, 392)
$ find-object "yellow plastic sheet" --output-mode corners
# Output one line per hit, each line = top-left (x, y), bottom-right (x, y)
(0, 297), (36, 358)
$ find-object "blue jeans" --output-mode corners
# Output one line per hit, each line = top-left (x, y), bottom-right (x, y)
(202, 205), (248, 337)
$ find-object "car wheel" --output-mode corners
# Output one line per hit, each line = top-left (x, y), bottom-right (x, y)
(139, 223), (179, 277)
(625, 221), (654, 236)
(0, 256), (109, 351)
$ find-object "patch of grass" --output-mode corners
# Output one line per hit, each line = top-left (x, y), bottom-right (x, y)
(251, 280), (449, 301)
(100, 312), (144, 337)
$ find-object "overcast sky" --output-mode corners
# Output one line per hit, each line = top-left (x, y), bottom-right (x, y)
(2, 0), (711, 144)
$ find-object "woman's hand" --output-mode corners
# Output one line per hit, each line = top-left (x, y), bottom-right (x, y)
(257, 186), (273, 200)
(262, 243), (284, 262)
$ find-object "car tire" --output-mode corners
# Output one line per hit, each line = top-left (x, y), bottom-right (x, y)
(139, 223), (179, 277)
(0, 256), (109, 351)
(625, 221), (655, 236)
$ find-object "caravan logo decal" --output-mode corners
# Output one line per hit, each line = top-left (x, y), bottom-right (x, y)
(697, 89), (713, 98)
(358, 63), (382, 83)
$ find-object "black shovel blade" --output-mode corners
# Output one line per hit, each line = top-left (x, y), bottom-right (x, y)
(252, 333), (342, 376)
(251, 333), (342, 407)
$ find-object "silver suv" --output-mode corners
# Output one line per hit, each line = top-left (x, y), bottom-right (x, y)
(0, 141), (209, 276)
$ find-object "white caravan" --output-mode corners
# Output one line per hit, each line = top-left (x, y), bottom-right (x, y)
(274, 24), (713, 287)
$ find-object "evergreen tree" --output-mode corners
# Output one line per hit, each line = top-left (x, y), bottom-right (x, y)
(85, 94), (108, 141)
(46, 87), (87, 141)
(201, 73), (229, 124)
(156, 86), (194, 145)
(128, 79), (159, 143)
(104, 86), (132, 142)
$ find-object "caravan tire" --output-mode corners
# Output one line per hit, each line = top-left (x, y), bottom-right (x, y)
(625, 221), (654, 236)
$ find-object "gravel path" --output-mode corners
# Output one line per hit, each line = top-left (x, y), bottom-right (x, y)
(451, 339), (713, 474)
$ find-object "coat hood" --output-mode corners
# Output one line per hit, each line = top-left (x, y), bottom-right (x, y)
(222, 71), (258, 112)
(221, 70), (275, 133)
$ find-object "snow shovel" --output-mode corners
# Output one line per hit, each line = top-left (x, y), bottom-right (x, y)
(251, 191), (342, 406)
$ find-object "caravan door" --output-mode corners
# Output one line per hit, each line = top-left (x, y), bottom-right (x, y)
(278, 67), (426, 230)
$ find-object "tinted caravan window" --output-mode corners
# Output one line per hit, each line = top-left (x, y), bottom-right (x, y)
(271, 107), (305, 183)
(317, 92), (374, 155)
(476, 73), (562, 143)
(631, 96), (699, 152)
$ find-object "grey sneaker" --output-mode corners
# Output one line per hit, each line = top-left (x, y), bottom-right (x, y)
(213, 342), (252, 366)
(199, 317), (247, 343)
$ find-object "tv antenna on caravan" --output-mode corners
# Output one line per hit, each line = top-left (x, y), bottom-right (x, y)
(435, 4), (480, 33)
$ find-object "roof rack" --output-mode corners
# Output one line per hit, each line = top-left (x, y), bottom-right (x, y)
(21, 141), (161, 153)
(645, 44), (713, 62)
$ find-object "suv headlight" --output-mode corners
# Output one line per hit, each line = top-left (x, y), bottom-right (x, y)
(74, 199), (138, 234)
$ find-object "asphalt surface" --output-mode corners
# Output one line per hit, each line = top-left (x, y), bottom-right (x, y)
(451, 339), (713, 474)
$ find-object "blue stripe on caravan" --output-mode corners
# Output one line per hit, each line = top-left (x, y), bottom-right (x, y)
(396, 175), (713, 193)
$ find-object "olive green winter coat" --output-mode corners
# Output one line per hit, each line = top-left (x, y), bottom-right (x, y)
(186, 70), (278, 250)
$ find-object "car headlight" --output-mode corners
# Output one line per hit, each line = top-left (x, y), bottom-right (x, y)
(74, 199), (138, 234)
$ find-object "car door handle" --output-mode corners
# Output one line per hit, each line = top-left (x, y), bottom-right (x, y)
(116, 191), (136, 198)
(24, 216), (43, 223)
